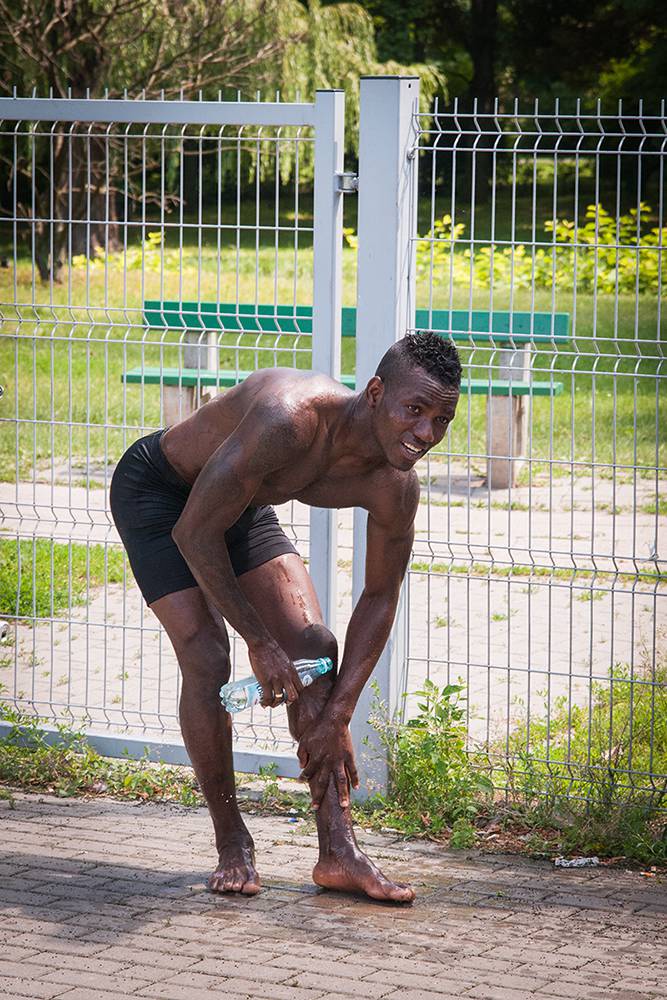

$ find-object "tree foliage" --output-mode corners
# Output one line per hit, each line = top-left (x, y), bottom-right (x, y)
(362, 0), (667, 105)
(0, 0), (444, 277)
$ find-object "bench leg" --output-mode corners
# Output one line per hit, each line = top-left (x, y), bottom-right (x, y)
(486, 393), (529, 489)
(162, 385), (197, 427)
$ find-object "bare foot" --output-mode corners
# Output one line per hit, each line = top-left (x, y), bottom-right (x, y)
(207, 839), (261, 895)
(313, 846), (415, 904)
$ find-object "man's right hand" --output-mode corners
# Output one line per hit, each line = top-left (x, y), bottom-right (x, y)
(248, 641), (304, 708)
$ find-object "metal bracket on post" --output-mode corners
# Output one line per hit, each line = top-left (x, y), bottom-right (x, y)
(310, 90), (345, 631)
(351, 76), (420, 799)
(335, 172), (358, 193)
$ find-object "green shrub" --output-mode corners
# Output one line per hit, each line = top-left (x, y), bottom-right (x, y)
(0, 538), (126, 618)
(410, 203), (666, 294)
(501, 661), (667, 807)
(366, 679), (493, 837)
(495, 655), (667, 864)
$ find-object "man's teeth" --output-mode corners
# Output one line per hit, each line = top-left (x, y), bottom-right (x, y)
(403, 443), (420, 454)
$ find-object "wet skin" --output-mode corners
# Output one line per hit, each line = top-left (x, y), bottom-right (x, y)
(151, 365), (459, 901)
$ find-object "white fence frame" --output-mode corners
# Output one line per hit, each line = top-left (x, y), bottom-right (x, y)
(0, 89), (347, 779)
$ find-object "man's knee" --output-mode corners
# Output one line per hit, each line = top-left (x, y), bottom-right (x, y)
(297, 623), (338, 674)
(173, 624), (232, 692)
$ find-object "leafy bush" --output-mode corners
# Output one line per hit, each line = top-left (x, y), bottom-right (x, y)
(413, 203), (666, 294)
(366, 679), (493, 837)
(0, 538), (126, 618)
(495, 655), (667, 863)
(501, 660), (667, 807)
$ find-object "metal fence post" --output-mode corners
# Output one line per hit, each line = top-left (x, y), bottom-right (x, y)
(310, 90), (345, 630)
(351, 76), (420, 797)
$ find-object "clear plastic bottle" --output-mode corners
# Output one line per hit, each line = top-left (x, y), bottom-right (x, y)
(219, 656), (333, 713)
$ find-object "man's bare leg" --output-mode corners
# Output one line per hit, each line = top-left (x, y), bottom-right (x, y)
(239, 555), (415, 903)
(150, 587), (260, 894)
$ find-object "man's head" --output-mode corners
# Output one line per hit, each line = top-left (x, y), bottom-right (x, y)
(366, 332), (461, 471)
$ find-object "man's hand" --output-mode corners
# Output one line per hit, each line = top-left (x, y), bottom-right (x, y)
(297, 716), (360, 809)
(248, 641), (304, 708)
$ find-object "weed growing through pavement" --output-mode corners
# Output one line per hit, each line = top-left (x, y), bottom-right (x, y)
(0, 697), (201, 805)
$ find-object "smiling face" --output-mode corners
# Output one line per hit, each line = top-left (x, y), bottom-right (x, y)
(367, 365), (460, 471)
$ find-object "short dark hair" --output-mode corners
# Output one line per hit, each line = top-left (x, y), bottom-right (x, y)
(375, 332), (462, 390)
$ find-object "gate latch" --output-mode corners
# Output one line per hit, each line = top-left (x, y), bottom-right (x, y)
(335, 172), (358, 193)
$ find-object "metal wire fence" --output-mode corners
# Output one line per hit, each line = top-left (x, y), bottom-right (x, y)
(0, 94), (347, 768)
(406, 98), (666, 800)
(0, 89), (664, 802)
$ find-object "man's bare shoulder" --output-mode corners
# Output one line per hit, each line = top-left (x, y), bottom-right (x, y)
(233, 368), (347, 443)
(367, 465), (420, 532)
(246, 366), (349, 394)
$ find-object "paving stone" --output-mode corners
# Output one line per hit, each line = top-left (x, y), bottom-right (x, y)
(45, 991), (149, 1000)
(0, 980), (69, 1000)
(94, 946), (196, 971)
(272, 954), (362, 979)
(186, 957), (293, 984)
(290, 972), (391, 998)
(366, 966), (482, 991)
(41, 968), (151, 992)
(136, 985), (247, 1000)
(465, 987), (537, 1000)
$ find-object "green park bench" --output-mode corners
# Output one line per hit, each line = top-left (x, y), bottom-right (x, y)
(122, 301), (570, 488)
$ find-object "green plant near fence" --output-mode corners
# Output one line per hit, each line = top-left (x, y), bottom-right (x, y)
(363, 658), (667, 863)
(366, 678), (493, 838)
(500, 660), (667, 809)
(411, 203), (666, 294)
(0, 700), (200, 805)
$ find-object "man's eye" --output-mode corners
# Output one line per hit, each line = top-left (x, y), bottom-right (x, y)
(407, 404), (420, 414)
(437, 416), (449, 426)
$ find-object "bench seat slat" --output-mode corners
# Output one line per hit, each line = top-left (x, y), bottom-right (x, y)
(143, 300), (570, 344)
(121, 367), (563, 396)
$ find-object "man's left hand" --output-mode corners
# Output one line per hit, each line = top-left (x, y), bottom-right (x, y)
(297, 717), (360, 809)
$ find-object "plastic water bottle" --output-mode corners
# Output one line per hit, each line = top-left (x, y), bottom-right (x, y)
(219, 657), (333, 713)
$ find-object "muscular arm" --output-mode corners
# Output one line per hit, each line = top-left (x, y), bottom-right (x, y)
(326, 513), (414, 724)
(171, 397), (315, 704)
(298, 473), (419, 803)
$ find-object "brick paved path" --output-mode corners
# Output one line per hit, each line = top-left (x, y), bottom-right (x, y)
(1, 793), (665, 1000)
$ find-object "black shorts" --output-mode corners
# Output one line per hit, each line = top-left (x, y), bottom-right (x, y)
(109, 429), (298, 605)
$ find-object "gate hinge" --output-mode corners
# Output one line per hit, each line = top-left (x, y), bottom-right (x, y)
(335, 172), (358, 193)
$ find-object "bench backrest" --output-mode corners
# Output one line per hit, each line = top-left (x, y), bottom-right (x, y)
(144, 301), (570, 345)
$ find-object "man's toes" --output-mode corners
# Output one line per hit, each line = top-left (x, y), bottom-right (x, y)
(208, 872), (224, 893)
(241, 877), (261, 895)
(224, 870), (245, 892)
(385, 882), (415, 903)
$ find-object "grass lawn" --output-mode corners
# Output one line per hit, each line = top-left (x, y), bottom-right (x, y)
(0, 220), (663, 481)
(0, 538), (126, 618)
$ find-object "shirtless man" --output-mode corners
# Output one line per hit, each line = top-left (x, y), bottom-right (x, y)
(110, 331), (461, 903)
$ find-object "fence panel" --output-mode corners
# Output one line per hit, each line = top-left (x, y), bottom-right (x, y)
(406, 99), (666, 802)
(0, 93), (344, 774)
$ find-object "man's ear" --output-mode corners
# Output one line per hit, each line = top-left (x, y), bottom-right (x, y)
(365, 375), (384, 409)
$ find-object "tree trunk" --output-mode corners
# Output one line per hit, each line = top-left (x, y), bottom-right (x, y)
(69, 134), (122, 259)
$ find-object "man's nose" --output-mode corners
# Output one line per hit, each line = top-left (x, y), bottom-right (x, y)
(415, 419), (436, 445)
